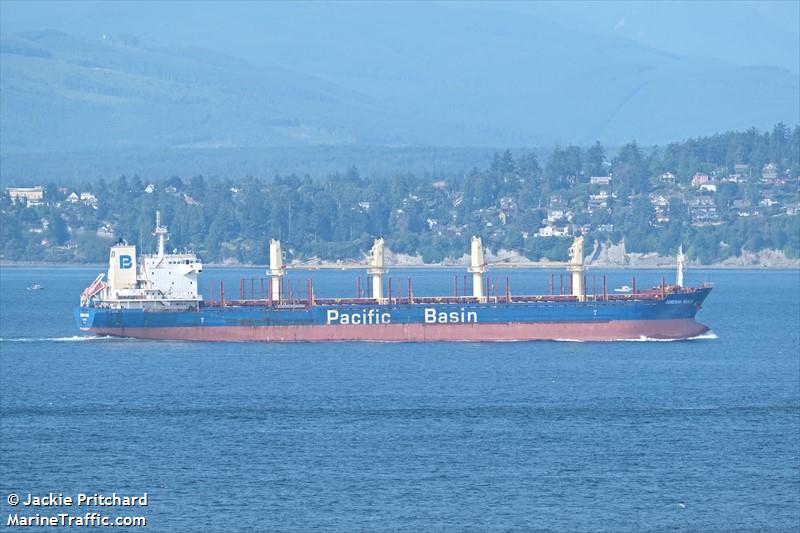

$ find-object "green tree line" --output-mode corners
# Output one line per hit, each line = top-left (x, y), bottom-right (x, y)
(2, 124), (798, 264)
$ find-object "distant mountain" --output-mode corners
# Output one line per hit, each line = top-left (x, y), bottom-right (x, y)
(198, 2), (797, 145)
(0, 31), (467, 153)
(493, 1), (800, 75)
(1, 1), (798, 159)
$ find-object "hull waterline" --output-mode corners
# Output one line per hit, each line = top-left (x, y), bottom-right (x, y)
(84, 318), (709, 342)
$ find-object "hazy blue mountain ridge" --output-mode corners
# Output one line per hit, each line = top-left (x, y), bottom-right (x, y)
(0, 1), (797, 162)
(534, 1), (799, 75)
(1, 31), (468, 152)
(225, 2), (797, 144)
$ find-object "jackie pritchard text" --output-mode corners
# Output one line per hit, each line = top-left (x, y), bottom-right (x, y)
(6, 493), (149, 528)
(9, 492), (148, 507)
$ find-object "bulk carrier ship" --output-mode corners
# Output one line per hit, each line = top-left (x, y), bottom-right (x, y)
(75, 214), (712, 342)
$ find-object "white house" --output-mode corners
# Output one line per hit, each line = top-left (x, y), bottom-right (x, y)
(546, 208), (566, 223)
(7, 186), (44, 204)
(659, 172), (676, 184)
(536, 225), (570, 237)
(761, 163), (778, 182)
(590, 176), (612, 186)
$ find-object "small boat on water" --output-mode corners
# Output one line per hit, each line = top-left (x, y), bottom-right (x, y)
(27, 284), (44, 291)
(614, 285), (632, 293)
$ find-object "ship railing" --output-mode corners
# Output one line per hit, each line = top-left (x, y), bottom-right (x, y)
(200, 275), (702, 308)
(200, 290), (685, 308)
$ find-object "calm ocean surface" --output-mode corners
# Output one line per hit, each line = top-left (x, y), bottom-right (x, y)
(1, 266), (798, 532)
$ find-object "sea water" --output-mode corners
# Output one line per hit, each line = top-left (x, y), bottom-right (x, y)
(1, 267), (798, 531)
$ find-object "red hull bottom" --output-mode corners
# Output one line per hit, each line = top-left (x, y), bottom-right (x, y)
(89, 319), (710, 342)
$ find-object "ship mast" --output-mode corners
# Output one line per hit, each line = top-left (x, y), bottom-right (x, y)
(568, 236), (585, 301)
(153, 211), (168, 258)
(268, 239), (285, 302)
(676, 244), (686, 287)
(468, 236), (487, 302)
(367, 238), (387, 303)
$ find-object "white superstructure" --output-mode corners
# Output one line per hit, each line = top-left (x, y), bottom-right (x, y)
(81, 213), (203, 310)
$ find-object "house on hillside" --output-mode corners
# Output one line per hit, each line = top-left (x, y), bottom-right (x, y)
(761, 162), (778, 182)
(734, 164), (751, 179)
(80, 192), (97, 205)
(536, 225), (570, 237)
(784, 203), (800, 216)
(588, 191), (609, 212)
(589, 176), (612, 186)
(654, 212), (670, 226)
(546, 208), (566, 223)
(731, 199), (750, 209)
(649, 194), (669, 208)
(759, 197), (779, 208)
(650, 194), (670, 226)
(731, 199), (756, 218)
(691, 173), (710, 188)
(6, 186), (44, 205)
(659, 172), (676, 184)
(499, 196), (516, 211)
(688, 196), (719, 224)
(97, 224), (115, 238)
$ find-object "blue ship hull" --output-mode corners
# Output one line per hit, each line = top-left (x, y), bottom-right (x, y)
(75, 287), (711, 342)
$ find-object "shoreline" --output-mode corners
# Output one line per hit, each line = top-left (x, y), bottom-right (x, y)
(2, 260), (798, 270)
(4, 242), (797, 270)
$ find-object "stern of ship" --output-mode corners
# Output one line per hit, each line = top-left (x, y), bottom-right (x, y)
(74, 307), (93, 331)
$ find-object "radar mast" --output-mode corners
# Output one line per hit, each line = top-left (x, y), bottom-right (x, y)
(153, 211), (169, 258)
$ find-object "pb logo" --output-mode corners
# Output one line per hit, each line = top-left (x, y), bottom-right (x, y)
(119, 255), (133, 269)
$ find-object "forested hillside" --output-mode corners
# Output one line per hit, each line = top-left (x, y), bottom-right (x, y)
(2, 125), (798, 265)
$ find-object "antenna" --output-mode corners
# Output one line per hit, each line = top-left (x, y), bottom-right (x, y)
(153, 211), (168, 257)
(676, 244), (686, 287)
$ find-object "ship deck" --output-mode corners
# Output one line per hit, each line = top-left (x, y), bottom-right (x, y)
(202, 283), (709, 309)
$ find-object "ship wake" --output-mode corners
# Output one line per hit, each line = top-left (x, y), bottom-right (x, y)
(551, 331), (718, 343)
(0, 335), (115, 343)
(619, 331), (718, 342)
